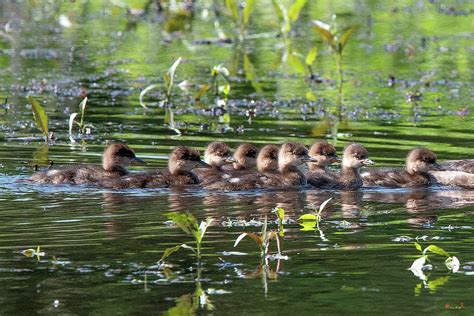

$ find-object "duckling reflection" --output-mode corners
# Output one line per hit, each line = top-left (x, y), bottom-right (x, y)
(362, 147), (443, 188)
(308, 143), (374, 190)
(98, 146), (209, 189)
(30, 143), (144, 185)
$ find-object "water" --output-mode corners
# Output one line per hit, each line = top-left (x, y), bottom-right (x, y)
(1, 1), (473, 314)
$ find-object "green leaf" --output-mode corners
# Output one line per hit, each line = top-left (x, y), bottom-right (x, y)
(423, 245), (450, 257)
(271, 0), (284, 22)
(287, 53), (306, 74)
(164, 107), (174, 126)
(414, 242), (422, 252)
(165, 212), (199, 237)
(298, 213), (318, 221)
(243, 0), (255, 26)
(79, 97), (88, 112)
(305, 46), (318, 66)
(272, 207), (285, 222)
(288, 0), (307, 23)
(159, 244), (181, 263)
(339, 25), (357, 50)
(225, 0), (239, 22)
(165, 57), (182, 94)
(312, 20), (335, 49)
(222, 113), (231, 124)
(197, 218), (213, 243)
(27, 96), (49, 139)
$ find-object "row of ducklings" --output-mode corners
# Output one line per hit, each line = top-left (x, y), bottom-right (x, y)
(30, 141), (474, 190)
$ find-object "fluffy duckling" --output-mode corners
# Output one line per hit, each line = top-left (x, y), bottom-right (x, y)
(99, 146), (209, 189)
(225, 143), (258, 172)
(204, 144), (279, 191)
(362, 147), (443, 188)
(260, 142), (316, 188)
(306, 140), (340, 175)
(308, 143), (374, 190)
(194, 141), (235, 185)
(439, 160), (474, 174)
(30, 143), (144, 185)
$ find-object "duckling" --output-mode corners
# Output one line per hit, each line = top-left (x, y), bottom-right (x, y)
(308, 143), (374, 190)
(362, 147), (443, 188)
(305, 140), (340, 181)
(439, 159), (474, 174)
(194, 141), (235, 185)
(224, 143), (258, 173)
(98, 146), (209, 189)
(260, 142), (316, 188)
(30, 143), (144, 185)
(204, 144), (279, 191)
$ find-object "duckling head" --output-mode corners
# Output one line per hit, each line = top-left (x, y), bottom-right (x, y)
(278, 142), (315, 170)
(308, 140), (340, 170)
(257, 144), (279, 173)
(204, 141), (235, 169)
(169, 146), (210, 175)
(342, 143), (374, 169)
(102, 143), (145, 171)
(233, 143), (258, 170)
(406, 147), (444, 174)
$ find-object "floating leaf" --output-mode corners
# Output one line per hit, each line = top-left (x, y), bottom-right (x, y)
(298, 213), (318, 221)
(243, 0), (255, 26)
(288, 0), (307, 23)
(305, 46), (318, 66)
(27, 96), (49, 140)
(339, 26), (357, 51)
(139, 84), (160, 109)
(423, 245), (450, 257)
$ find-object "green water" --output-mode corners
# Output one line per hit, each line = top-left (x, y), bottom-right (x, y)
(1, 0), (473, 314)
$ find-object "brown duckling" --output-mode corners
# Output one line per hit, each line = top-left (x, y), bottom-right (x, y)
(362, 147), (443, 188)
(204, 144), (279, 191)
(308, 143), (374, 190)
(98, 146), (209, 189)
(305, 140), (340, 179)
(224, 143), (258, 172)
(439, 159), (474, 174)
(30, 143), (144, 185)
(194, 141), (235, 185)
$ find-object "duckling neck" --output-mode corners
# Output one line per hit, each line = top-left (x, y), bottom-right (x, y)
(309, 164), (327, 172)
(280, 165), (306, 185)
(341, 166), (362, 186)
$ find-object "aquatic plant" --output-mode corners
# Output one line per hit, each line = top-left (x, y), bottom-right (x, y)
(211, 64), (231, 98)
(312, 16), (357, 94)
(21, 246), (45, 261)
(409, 242), (460, 281)
(160, 212), (213, 264)
(272, 0), (308, 39)
(224, 0), (256, 42)
(69, 97), (94, 143)
(297, 197), (332, 241)
(27, 96), (49, 143)
(139, 57), (182, 109)
(234, 216), (281, 258)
